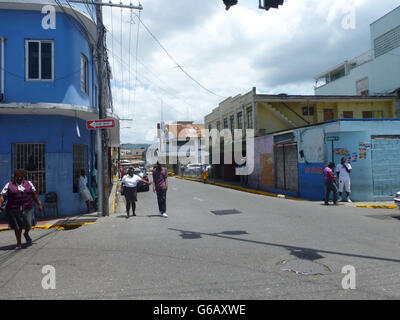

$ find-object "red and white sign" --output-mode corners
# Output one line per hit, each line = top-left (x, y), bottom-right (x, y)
(87, 119), (115, 130)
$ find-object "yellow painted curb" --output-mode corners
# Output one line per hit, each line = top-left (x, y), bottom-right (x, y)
(175, 176), (302, 201)
(356, 205), (397, 209)
(113, 182), (119, 215)
(0, 222), (95, 232)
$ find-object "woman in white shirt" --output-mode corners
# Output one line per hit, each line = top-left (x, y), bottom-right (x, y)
(121, 168), (152, 218)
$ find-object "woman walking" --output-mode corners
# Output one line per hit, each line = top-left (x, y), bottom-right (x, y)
(0, 170), (43, 249)
(121, 168), (152, 218)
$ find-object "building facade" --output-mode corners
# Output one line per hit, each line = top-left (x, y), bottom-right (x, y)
(249, 119), (400, 202)
(314, 5), (400, 99)
(205, 87), (397, 183)
(157, 121), (206, 173)
(0, 0), (119, 216)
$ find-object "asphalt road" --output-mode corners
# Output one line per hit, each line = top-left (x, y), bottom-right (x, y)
(1, 177), (400, 300)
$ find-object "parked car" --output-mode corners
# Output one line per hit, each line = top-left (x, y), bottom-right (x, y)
(134, 167), (150, 192)
(185, 163), (203, 176)
(394, 191), (400, 210)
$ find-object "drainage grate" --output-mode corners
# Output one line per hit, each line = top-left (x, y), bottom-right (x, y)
(210, 209), (242, 215)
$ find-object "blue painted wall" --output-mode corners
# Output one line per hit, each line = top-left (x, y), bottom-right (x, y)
(0, 114), (95, 216)
(298, 163), (325, 200)
(0, 9), (98, 108)
(325, 130), (373, 202)
(296, 120), (400, 202)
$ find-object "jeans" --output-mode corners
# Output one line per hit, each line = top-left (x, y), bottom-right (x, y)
(325, 180), (338, 204)
(156, 189), (167, 214)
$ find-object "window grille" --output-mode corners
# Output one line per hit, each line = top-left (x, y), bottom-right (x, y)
(237, 112), (243, 129)
(12, 143), (46, 194)
(247, 108), (253, 129)
(73, 144), (87, 193)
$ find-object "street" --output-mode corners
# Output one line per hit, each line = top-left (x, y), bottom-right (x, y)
(1, 177), (400, 300)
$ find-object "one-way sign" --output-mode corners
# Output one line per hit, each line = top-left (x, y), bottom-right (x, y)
(87, 119), (115, 130)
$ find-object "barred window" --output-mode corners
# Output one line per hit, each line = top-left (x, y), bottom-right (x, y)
(73, 144), (87, 193)
(12, 143), (46, 194)
(237, 111), (243, 129)
(247, 107), (253, 129)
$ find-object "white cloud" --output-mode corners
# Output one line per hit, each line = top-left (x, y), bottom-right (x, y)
(100, 0), (400, 143)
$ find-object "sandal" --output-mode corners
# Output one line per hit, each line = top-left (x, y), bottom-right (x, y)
(24, 234), (33, 246)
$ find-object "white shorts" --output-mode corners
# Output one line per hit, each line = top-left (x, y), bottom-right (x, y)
(338, 179), (351, 193)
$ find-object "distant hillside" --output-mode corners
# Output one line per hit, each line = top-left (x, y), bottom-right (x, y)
(121, 143), (150, 150)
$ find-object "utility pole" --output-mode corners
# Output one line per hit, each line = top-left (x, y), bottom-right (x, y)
(95, 0), (106, 216)
(80, 0), (142, 216)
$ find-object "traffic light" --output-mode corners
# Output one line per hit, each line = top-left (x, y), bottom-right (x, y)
(223, 0), (238, 10)
(259, 0), (284, 10)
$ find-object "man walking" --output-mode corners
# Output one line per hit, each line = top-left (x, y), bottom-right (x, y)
(153, 161), (168, 217)
(324, 162), (338, 205)
(336, 157), (352, 202)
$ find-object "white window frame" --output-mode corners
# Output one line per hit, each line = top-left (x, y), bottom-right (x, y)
(81, 54), (89, 94)
(25, 39), (54, 81)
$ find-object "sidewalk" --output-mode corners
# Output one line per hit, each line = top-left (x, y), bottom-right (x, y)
(175, 175), (398, 210)
(0, 178), (120, 232)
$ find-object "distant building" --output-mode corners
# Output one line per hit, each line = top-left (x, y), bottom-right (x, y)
(314, 5), (400, 101)
(204, 87), (397, 182)
(157, 121), (206, 173)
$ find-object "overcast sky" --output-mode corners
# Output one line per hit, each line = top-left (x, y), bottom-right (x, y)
(99, 0), (400, 144)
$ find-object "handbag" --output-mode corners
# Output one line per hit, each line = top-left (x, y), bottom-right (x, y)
(120, 186), (125, 196)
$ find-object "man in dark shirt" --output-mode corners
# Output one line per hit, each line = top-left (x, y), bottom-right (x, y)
(152, 161), (168, 217)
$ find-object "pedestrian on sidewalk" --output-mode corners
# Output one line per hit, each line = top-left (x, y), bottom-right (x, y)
(79, 169), (96, 213)
(336, 157), (352, 202)
(324, 162), (338, 205)
(0, 170), (43, 250)
(152, 161), (168, 217)
(121, 167), (152, 218)
(201, 165), (209, 184)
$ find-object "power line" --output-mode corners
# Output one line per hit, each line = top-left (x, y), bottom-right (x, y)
(106, 46), (200, 120)
(133, 8), (141, 117)
(131, 11), (227, 99)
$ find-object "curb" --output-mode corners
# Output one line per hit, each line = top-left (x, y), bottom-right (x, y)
(355, 205), (397, 209)
(0, 221), (95, 232)
(175, 176), (301, 201)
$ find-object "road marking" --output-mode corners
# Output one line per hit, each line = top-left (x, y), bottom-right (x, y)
(193, 197), (204, 202)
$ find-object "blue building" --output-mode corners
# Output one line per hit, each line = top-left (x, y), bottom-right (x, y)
(250, 119), (400, 202)
(276, 119), (400, 202)
(0, 0), (119, 216)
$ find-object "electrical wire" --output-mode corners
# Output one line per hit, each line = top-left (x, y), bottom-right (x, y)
(120, 6), (124, 114)
(128, 7), (133, 117)
(132, 7), (141, 118)
(131, 11), (227, 99)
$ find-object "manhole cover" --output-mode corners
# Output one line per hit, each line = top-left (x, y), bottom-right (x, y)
(278, 259), (331, 275)
(211, 209), (242, 215)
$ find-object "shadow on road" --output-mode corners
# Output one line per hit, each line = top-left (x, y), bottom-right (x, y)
(169, 228), (400, 264)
